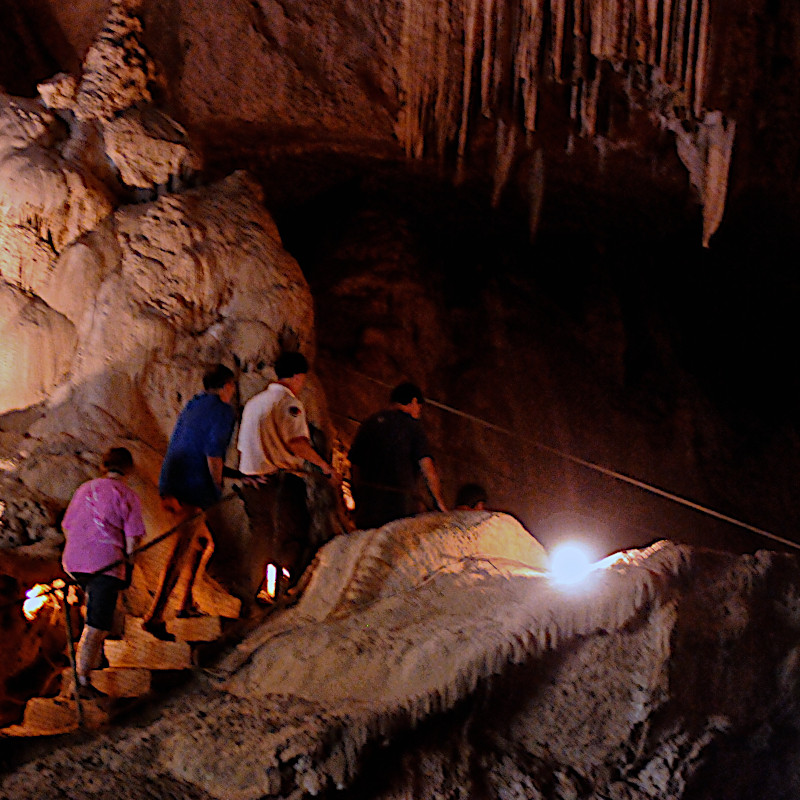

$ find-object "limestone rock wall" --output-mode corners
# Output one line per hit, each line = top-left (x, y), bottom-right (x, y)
(0, 1), (317, 551)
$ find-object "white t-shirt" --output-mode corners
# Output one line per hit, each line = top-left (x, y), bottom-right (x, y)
(237, 383), (310, 475)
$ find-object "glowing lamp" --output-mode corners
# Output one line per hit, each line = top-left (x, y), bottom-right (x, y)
(262, 564), (291, 599)
(548, 542), (593, 585)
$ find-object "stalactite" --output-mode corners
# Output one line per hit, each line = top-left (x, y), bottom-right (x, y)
(693, 0), (709, 116)
(528, 147), (545, 239)
(551, 0), (567, 80)
(581, 67), (602, 137)
(398, 0), (422, 158)
(492, 119), (517, 207)
(645, 0), (660, 61)
(571, 0), (587, 118)
(480, 0), (496, 114)
(620, 0), (633, 63)
(683, 0), (700, 97)
(457, 0), (481, 166)
(394, 0), (732, 246)
(435, 0), (456, 157)
(516, 0), (544, 132)
(659, 0), (673, 71)
(589, 0), (603, 57)
(670, 0), (688, 83)
(701, 112), (735, 247)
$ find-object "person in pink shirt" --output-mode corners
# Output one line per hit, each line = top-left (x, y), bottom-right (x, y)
(62, 447), (146, 698)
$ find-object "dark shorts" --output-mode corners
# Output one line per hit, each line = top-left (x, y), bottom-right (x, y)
(70, 572), (126, 631)
(240, 472), (311, 574)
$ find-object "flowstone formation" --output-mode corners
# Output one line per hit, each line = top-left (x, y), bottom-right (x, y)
(2, 512), (800, 800)
(394, 0), (734, 246)
(0, 0), (315, 549)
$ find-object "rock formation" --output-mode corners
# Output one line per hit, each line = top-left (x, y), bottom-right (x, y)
(3, 513), (800, 799)
(0, 0), (320, 714)
(0, 0), (317, 550)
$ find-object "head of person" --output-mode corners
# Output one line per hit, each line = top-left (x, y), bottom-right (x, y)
(455, 482), (488, 510)
(203, 363), (236, 403)
(275, 351), (309, 394)
(102, 447), (134, 476)
(390, 382), (425, 419)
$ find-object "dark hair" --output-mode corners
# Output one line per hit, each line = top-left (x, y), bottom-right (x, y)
(390, 382), (424, 405)
(455, 482), (487, 509)
(102, 447), (134, 474)
(275, 351), (309, 379)
(202, 364), (235, 391)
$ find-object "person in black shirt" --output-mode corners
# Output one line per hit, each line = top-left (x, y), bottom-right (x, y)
(348, 382), (447, 529)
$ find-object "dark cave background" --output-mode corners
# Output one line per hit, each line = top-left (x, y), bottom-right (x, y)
(230, 148), (800, 559)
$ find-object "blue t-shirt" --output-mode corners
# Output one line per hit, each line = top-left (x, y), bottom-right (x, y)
(159, 392), (236, 509)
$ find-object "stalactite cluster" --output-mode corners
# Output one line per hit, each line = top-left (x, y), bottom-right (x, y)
(396, 0), (733, 244)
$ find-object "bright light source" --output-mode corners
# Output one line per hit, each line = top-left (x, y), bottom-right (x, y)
(548, 542), (594, 586)
(342, 481), (355, 511)
(262, 564), (291, 599)
(22, 579), (66, 621)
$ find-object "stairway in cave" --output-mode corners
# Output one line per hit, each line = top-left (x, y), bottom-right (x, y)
(0, 612), (237, 737)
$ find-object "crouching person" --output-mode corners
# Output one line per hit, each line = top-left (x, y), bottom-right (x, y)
(61, 447), (145, 699)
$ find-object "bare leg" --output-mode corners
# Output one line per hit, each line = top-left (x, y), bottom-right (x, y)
(143, 503), (198, 626)
(174, 534), (211, 616)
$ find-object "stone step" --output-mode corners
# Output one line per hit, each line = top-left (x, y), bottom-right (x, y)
(2, 607), (240, 739)
(101, 616), (194, 669)
(91, 668), (152, 697)
(21, 696), (108, 733)
(166, 614), (223, 642)
(104, 637), (192, 670)
(61, 664), (152, 699)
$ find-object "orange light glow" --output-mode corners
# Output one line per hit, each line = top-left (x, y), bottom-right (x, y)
(265, 564), (277, 597)
(342, 481), (355, 512)
(22, 578), (70, 621)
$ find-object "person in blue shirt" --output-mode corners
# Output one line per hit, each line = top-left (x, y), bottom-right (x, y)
(144, 364), (236, 638)
(159, 364), (237, 509)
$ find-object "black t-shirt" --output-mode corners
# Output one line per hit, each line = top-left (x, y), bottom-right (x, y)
(348, 408), (431, 491)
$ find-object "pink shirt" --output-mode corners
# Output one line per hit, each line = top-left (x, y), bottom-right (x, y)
(62, 476), (146, 580)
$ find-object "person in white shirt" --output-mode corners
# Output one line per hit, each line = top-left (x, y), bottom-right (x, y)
(237, 351), (335, 600)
